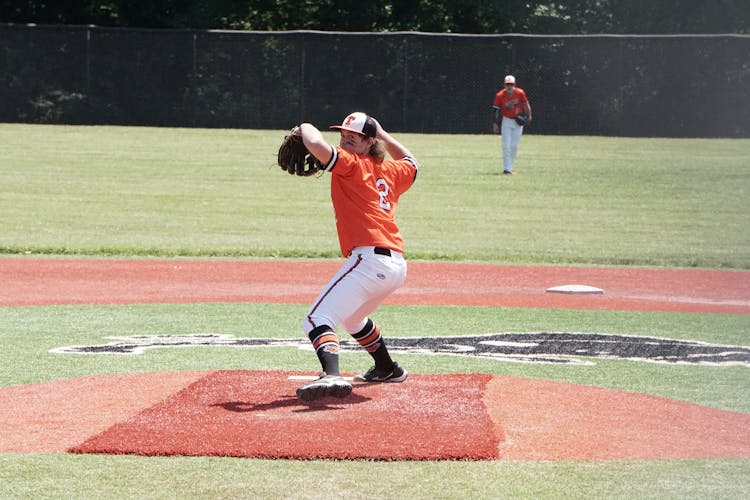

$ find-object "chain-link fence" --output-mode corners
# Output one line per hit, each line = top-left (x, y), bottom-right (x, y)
(2, 24), (748, 137)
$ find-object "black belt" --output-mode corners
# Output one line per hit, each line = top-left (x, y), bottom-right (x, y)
(373, 247), (392, 257)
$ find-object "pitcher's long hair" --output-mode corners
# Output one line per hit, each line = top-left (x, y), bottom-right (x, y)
(369, 139), (386, 162)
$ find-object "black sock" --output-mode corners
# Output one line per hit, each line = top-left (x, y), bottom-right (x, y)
(352, 319), (393, 369)
(307, 325), (340, 376)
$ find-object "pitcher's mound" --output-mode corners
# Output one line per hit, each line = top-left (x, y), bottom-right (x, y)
(4, 370), (749, 461)
(70, 371), (499, 460)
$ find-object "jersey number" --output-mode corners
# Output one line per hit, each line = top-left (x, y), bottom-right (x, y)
(376, 178), (391, 211)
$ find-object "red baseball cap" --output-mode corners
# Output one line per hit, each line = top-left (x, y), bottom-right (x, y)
(330, 112), (377, 138)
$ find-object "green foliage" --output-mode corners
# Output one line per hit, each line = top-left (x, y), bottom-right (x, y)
(1, 0), (748, 33)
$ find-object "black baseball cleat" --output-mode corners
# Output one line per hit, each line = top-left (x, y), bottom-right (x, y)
(296, 374), (353, 402)
(354, 362), (408, 383)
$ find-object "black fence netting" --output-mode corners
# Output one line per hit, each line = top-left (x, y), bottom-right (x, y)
(1, 24), (748, 137)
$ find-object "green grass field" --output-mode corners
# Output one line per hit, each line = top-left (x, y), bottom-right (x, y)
(0, 124), (749, 499)
(1, 124), (748, 266)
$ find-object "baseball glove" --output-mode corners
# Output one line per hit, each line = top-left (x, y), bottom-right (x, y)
(515, 113), (529, 126)
(277, 127), (323, 177)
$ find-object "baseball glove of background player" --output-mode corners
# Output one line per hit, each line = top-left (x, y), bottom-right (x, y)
(277, 127), (323, 176)
(515, 113), (529, 126)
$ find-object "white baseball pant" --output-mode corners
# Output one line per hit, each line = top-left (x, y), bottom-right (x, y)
(501, 116), (524, 173)
(303, 246), (407, 336)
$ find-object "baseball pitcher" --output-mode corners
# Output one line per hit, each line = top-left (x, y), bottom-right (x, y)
(277, 112), (419, 402)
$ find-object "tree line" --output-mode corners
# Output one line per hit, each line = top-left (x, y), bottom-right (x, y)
(1, 0), (747, 34)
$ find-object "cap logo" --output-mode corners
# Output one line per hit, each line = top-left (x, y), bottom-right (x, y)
(330, 112), (376, 138)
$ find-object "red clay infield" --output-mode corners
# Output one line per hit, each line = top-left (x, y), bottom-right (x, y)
(1, 258), (749, 461)
(2, 258), (749, 313)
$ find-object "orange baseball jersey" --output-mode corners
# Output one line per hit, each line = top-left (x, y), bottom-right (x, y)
(493, 87), (529, 118)
(324, 146), (419, 257)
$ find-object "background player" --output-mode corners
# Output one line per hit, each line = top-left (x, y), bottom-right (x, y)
(293, 112), (419, 402)
(492, 74), (532, 175)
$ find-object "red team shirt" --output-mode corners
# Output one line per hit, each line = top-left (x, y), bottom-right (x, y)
(493, 87), (528, 118)
(325, 146), (418, 257)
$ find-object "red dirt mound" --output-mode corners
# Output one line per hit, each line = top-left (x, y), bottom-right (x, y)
(0, 371), (207, 453)
(69, 371), (500, 461)
(4, 371), (749, 461)
(485, 376), (750, 461)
